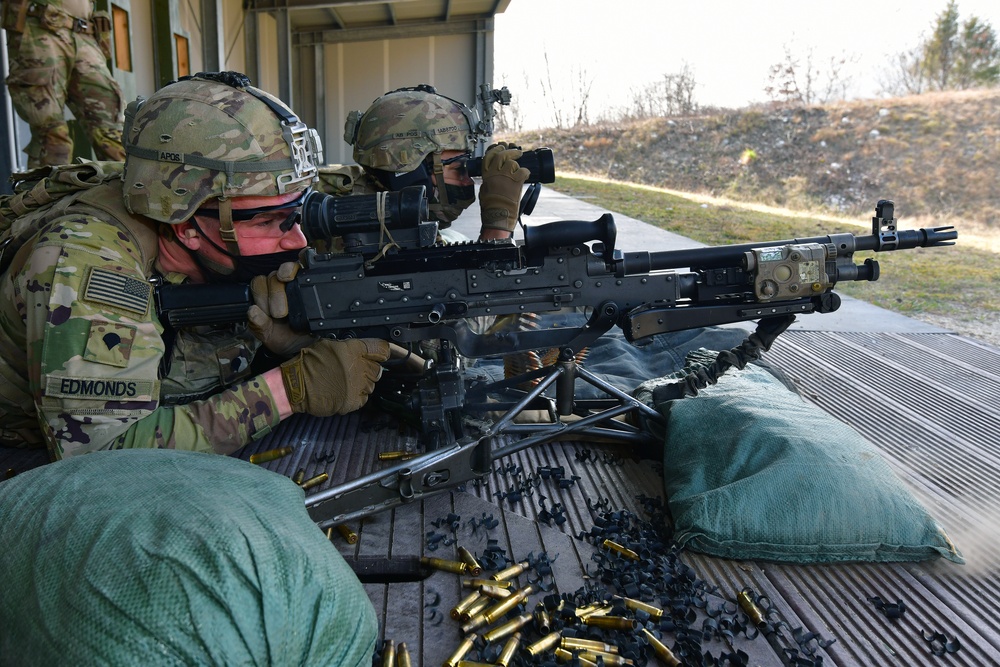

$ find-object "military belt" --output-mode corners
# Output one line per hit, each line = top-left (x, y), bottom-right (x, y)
(26, 3), (93, 34)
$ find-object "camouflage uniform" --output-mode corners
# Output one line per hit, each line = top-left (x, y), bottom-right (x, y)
(0, 72), (325, 459)
(3, 0), (125, 167)
(0, 178), (280, 460)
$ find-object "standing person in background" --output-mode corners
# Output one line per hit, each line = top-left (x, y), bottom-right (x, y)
(2, 0), (125, 167)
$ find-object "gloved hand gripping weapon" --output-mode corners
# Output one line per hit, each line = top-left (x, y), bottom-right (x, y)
(156, 189), (956, 526)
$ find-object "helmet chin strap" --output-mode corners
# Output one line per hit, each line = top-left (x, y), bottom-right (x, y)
(216, 197), (242, 256)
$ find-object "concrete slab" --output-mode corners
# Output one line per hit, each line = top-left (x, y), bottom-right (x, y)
(451, 187), (951, 334)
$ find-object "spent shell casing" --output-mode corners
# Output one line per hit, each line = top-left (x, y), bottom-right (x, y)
(443, 634), (477, 667)
(601, 538), (640, 560)
(293, 468), (305, 484)
(420, 556), (467, 575)
(457, 546), (483, 576)
(484, 585), (534, 624)
(575, 601), (611, 618)
(738, 588), (767, 628)
(462, 577), (511, 589)
(325, 527), (334, 540)
(641, 628), (681, 666)
(561, 637), (619, 654)
(497, 632), (521, 667)
(460, 596), (492, 623)
(451, 591), (483, 620)
(299, 472), (329, 490)
(583, 615), (639, 632)
(378, 450), (417, 461)
(492, 561), (530, 581)
(460, 610), (491, 634)
(533, 605), (552, 634)
(553, 647), (574, 661)
(479, 584), (512, 599)
(579, 651), (633, 666)
(526, 631), (562, 656)
(396, 641), (412, 667)
(619, 596), (664, 620)
(249, 446), (293, 464)
(456, 663), (496, 667)
(336, 524), (358, 544)
(381, 639), (395, 667)
(482, 613), (532, 643)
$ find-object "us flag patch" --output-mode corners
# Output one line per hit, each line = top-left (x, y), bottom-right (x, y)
(83, 268), (151, 316)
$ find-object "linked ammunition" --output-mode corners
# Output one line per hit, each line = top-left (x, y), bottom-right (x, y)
(601, 538), (640, 560)
(484, 585), (534, 624)
(738, 588), (767, 628)
(619, 595), (664, 620)
(641, 628), (681, 666)
(451, 591), (483, 620)
(497, 632), (521, 667)
(336, 524), (358, 544)
(492, 561), (530, 581)
(396, 641), (412, 667)
(293, 468), (305, 484)
(249, 446), (293, 464)
(378, 450), (417, 461)
(479, 584), (512, 600)
(443, 634), (476, 667)
(583, 615), (638, 632)
(526, 631), (562, 656)
(299, 472), (329, 490)
(381, 639), (395, 667)
(560, 637), (619, 654)
(461, 596), (492, 623)
(420, 556), (467, 575)
(457, 546), (483, 576)
(483, 613), (531, 643)
(462, 577), (511, 589)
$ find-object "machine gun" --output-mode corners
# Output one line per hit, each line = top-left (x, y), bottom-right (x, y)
(156, 189), (956, 526)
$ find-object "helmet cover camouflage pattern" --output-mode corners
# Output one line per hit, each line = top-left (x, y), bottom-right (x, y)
(350, 86), (478, 173)
(121, 73), (323, 224)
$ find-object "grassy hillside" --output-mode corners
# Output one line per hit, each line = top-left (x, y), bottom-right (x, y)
(501, 89), (1000, 231)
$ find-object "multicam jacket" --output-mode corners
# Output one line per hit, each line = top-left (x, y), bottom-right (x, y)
(0, 179), (281, 460)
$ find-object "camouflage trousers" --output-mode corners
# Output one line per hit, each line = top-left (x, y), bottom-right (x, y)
(5, 19), (125, 168)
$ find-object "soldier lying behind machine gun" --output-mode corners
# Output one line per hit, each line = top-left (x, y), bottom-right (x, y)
(155, 187), (957, 526)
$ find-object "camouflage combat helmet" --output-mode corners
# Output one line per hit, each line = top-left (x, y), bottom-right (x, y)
(122, 71), (323, 226)
(345, 84), (478, 174)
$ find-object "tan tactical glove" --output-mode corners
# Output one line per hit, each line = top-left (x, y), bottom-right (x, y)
(248, 262), (314, 357)
(280, 338), (390, 417)
(478, 143), (530, 234)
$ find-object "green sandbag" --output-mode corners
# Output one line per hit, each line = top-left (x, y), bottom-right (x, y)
(0, 449), (377, 666)
(638, 350), (963, 564)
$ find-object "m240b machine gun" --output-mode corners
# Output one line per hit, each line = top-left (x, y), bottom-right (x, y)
(156, 188), (956, 526)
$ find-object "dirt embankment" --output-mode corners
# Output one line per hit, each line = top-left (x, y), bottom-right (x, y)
(502, 89), (1000, 231)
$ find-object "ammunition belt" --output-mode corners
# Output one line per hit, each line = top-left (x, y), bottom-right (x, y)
(26, 2), (93, 34)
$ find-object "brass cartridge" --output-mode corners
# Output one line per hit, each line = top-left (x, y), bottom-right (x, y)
(457, 546), (483, 576)
(641, 628), (681, 666)
(560, 637), (619, 654)
(299, 472), (329, 490)
(396, 641), (412, 667)
(479, 584), (512, 600)
(554, 649), (597, 667)
(533, 604), (552, 633)
(381, 639), (395, 667)
(420, 557), (467, 575)
(496, 632), (521, 667)
(460, 596), (492, 623)
(292, 468), (305, 484)
(378, 450), (417, 461)
(738, 588), (767, 628)
(579, 651), (633, 666)
(525, 631), (562, 656)
(336, 524), (358, 544)
(601, 538), (640, 560)
(619, 596), (664, 620)
(249, 446), (293, 464)
(443, 634), (476, 667)
(483, 613), (531, 643)
(460, 609), (491, 634)
(583, 615), (639, 632)
(484, 585), (534, 624)
(451, 591), (483, 620)
(492, 561), (530, 581)
(462, 577), (511, 589)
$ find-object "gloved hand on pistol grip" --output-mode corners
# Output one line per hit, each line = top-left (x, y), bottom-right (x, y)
(280, 338), (391, 417)
(478, 143), (530, 234)
(248, 261), (313, 357)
